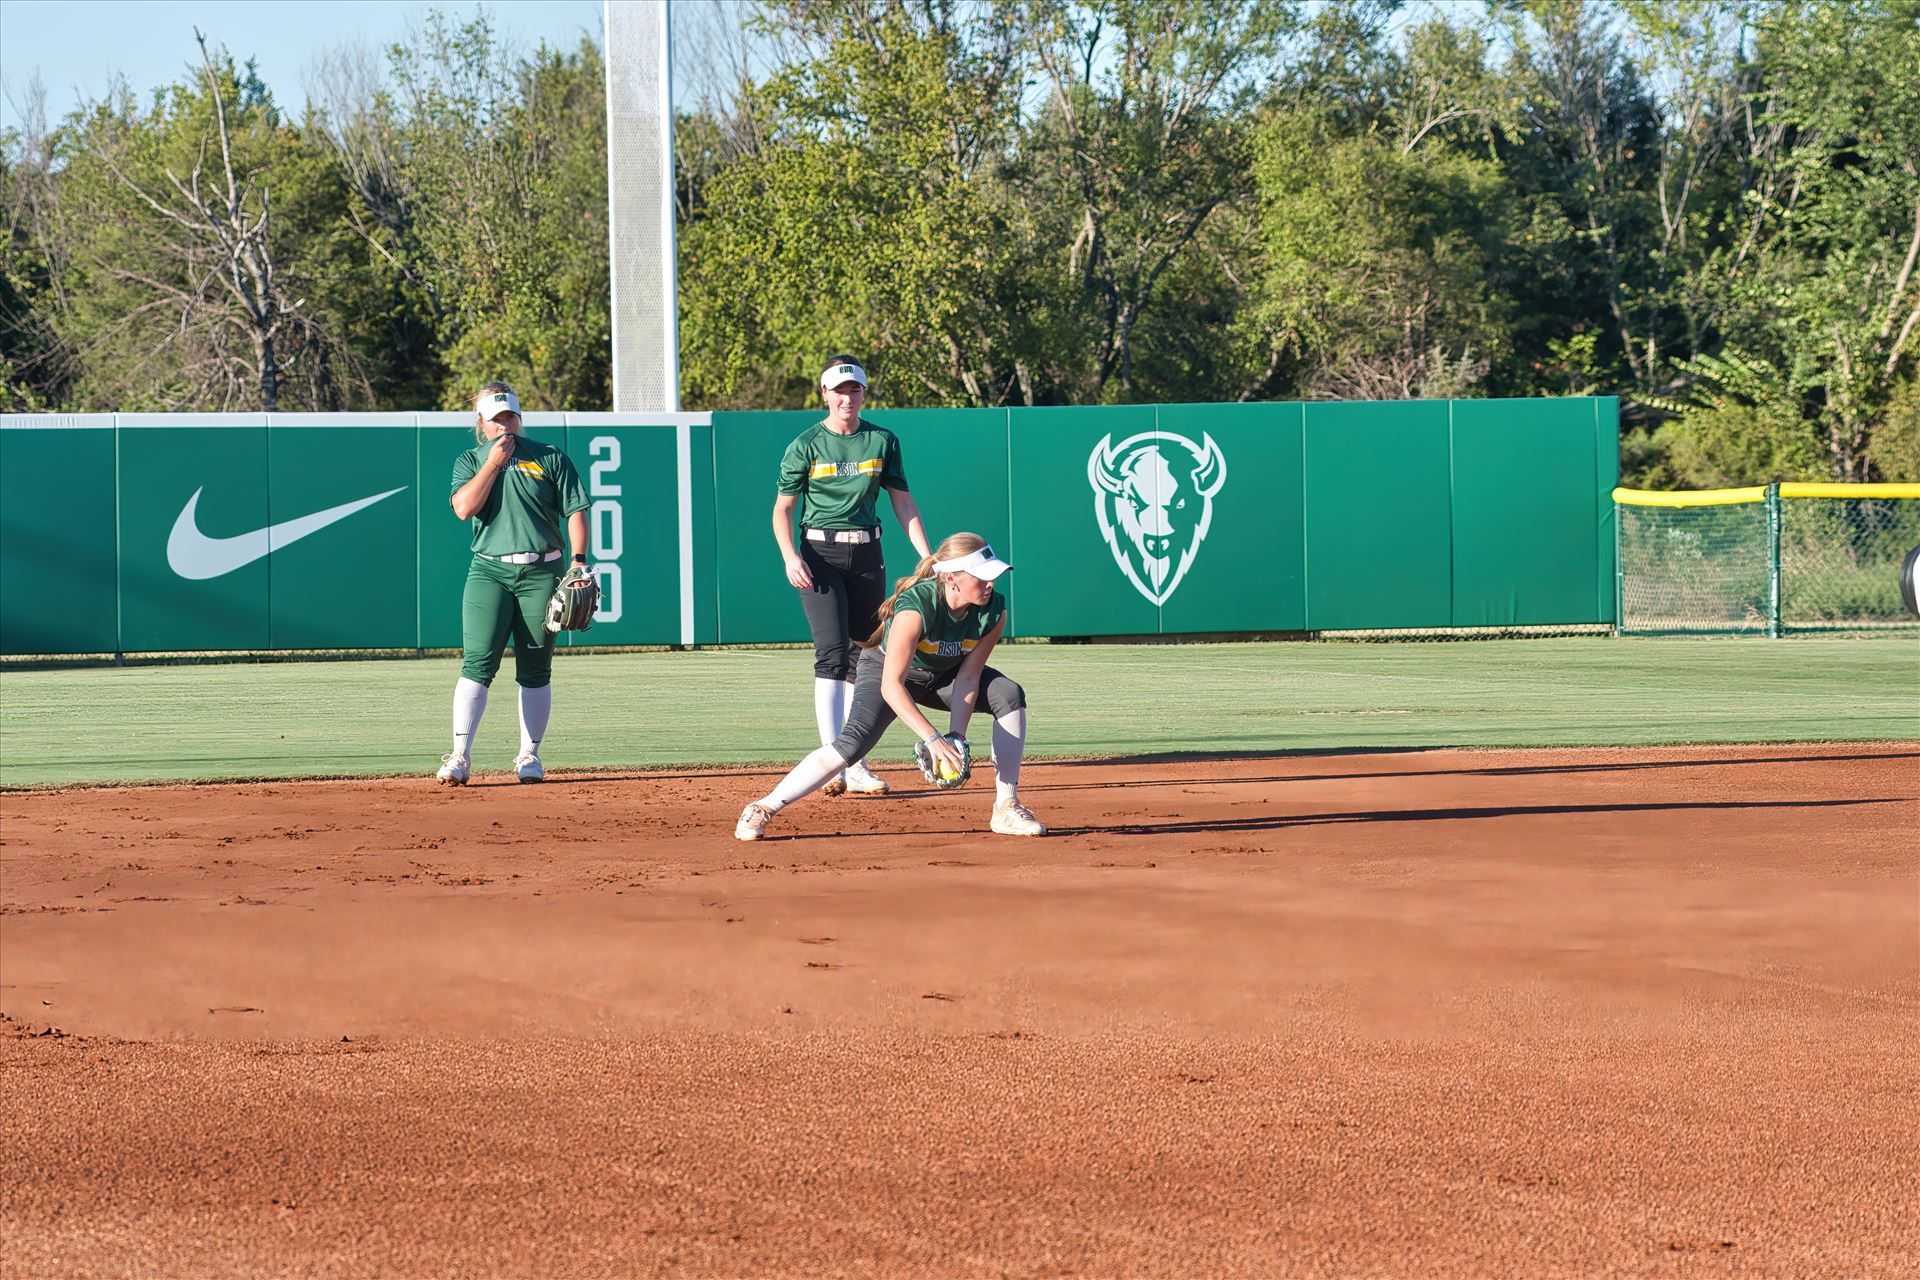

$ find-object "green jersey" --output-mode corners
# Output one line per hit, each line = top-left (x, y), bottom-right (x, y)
(451, 436), (590, 556)
(884, 577), (1006, 674)
(776, 420), (908, 529)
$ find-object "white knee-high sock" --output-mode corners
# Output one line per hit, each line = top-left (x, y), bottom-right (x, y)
(518, 684), (552, 756)
(452, 677), (489, 758)
(814, 678), (850, 746)
(757, 745), (849, 812)
(991, 707), (1026, 803)
(814, 677), (850, 778)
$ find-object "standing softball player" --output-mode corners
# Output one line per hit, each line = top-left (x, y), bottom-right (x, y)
(773, 355), (932, 797)
(435, 382), (591, 785)
(736, 532), (1047, 840)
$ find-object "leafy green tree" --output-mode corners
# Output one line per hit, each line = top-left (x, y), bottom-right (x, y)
(1239, 11), (1514, 401)
(680, 0), (1033, 408)
(304, 42), (448, 410)
(1243, 107), (1512, 399)
(1493, 1), (1667, 400)
(383, 14), (611, 408)
(2, 0), (1913, 511)
(1668, 0), (1920, 480)
(44, 35), (379, 411)
(1019, 0), (1298, 402)
(0, 89), (67, 411)
(1865, 376), (1920, 481)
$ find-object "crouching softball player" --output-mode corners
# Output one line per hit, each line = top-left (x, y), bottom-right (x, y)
(736, 533), (1047, 840)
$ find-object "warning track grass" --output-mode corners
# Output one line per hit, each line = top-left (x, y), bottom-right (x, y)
(2, 637), (1916, 787)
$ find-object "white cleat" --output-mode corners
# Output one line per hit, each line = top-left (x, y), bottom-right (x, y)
(843, 762), (889, 795)
(736, 802), (773, 841)
(822, 775), (848, 797)
(513, 752), (544, 783)
(436, 753), (471, 786)
(990, 798), (1047, 837)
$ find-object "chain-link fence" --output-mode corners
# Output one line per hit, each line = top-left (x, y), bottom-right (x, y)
(1780, 492), (1920, 630)
(1616, 484), (1920, 635)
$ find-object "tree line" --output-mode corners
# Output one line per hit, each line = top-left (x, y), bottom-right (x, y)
(2, 0), (1916, 485)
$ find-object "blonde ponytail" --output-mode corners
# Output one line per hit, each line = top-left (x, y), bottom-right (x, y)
(860, 532), (987, 648)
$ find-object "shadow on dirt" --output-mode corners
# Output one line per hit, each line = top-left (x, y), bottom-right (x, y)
(1023, 749), (1920, 795)
(1056, 795), (1908, 838)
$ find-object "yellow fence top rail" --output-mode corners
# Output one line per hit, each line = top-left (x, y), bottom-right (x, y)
(1778, 482), (1920, 499)
(1614, 482), (1920, 507)
(1612, 486), (1766, 507)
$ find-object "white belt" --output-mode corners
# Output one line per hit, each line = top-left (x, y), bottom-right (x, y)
(480, 549), (562, 565)
(805, 527), (879, 545)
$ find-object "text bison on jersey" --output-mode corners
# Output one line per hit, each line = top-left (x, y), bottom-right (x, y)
(1087, 431), (1228, 606)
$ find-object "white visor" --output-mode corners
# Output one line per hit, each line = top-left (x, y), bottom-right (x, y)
(480, 389), (522, 421)
(933, 544), (1013, 581)
(820, 362), (868, 390)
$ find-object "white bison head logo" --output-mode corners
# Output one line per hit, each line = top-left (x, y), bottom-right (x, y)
(1087, 431), (1227, 605)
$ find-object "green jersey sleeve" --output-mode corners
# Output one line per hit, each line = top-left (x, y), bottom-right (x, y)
(551, 451), (590, 517)
(895, 580), (933, 631)
(776, 433), (812, 496)
(451, 448), (479, 490)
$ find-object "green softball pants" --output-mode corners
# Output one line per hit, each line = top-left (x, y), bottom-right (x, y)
(459, 555), (562, 688)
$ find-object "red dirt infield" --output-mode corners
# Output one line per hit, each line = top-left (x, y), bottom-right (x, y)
(2, 743), (1916, 1278)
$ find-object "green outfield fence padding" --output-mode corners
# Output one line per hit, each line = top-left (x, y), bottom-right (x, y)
(0, 398), (1619, 656)
(1010, 404), (1161, 638)
(1157, 401), (1307, 635)
(708, 409), (819, 644)
(1450, 397), (1618, 626)
(265, 416), (421, 650)
(875, 407), (1014, 632)
(0, 416), (118, 655)
(1303, 400), (1455, 630)
(555, 414), (689, 647)
(117, 414), (273, 652)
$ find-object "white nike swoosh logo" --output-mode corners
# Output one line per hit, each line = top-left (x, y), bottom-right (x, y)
(167, 486), (408, 580)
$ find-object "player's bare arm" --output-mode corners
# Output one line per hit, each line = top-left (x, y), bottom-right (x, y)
(771, 493), (812, 589)
(886, 486), (932, 559)
(451, 432), (516, 520)
(881, 611), (965, 774)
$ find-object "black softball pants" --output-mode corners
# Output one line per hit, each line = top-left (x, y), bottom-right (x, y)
(796, 534), (887, 680)
(829, 646), (1027, 764)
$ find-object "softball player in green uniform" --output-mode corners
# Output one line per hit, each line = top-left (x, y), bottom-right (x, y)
(774, 355), (931, 797)
(736, 531), (1047, 840)
(435, 382), (591, 785)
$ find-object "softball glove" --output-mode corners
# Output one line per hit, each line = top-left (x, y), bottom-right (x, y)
(545, 565), (600, 632)
(912, 732), (972, 789)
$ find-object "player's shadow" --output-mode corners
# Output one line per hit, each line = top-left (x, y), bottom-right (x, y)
(1023, 749), (1920, 795)
(1054, 795), (1907, 838)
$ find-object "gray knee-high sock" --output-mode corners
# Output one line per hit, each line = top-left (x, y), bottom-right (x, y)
(757, 745), (850, 812)
(845, 673), (875, 772)
(991, 707), (1026, 803)
(452, 677), (489, 757)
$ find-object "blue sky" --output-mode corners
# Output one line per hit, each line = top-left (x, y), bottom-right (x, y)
(0, 0), (606, 132)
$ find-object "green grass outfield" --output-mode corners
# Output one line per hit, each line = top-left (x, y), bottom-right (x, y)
(1, 637), (1915, 788)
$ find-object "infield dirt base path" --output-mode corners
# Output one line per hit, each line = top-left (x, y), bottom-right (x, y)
(3, 744), (1916, 1278)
